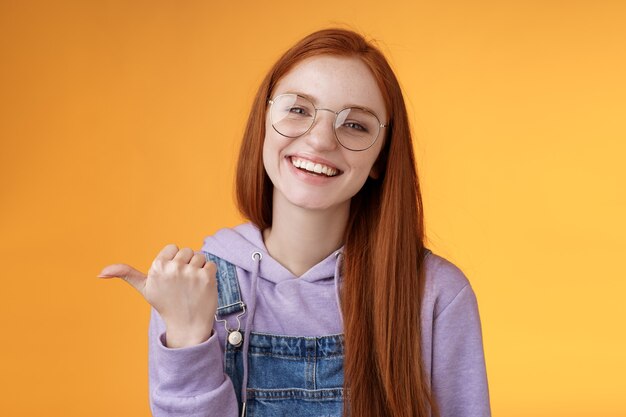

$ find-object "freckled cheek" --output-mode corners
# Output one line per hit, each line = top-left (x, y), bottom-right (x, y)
(261, 136), (273, 174)
(347, 156), (378, 176)
(262, 134), (286, 182)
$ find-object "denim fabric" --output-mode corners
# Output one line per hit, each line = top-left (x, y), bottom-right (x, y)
(226, 332), (345, 417)
(206, 253), (245, 318)
(207, 252), (345, 417)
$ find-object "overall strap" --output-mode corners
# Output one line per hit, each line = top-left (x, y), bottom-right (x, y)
(204, 252), (245, 318)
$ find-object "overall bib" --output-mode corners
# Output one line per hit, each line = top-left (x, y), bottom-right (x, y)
(206, 252), (346, 417)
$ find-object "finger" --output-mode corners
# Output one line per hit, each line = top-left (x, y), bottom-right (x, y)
(97, 263), (147, 295)
(155, 244), (179, 262)
(173, 247), (194, 264)
(203, 261), (217, 274)
(189, 252), (206, 268)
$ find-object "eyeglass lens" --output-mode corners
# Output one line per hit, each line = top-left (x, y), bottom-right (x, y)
(270, 94), (381, 151)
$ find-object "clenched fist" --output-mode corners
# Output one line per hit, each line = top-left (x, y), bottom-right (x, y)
(98, 244), (218, 348)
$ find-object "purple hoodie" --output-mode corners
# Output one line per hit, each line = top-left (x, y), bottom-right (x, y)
(148, 222), (491, 416)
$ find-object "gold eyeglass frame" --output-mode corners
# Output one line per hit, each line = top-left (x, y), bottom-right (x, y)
(268, 93), (388, 152)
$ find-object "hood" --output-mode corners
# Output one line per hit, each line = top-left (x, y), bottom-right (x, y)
(201, 222), (342, 284)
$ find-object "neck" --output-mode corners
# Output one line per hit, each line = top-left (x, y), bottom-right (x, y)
(263, 195), (349, 277)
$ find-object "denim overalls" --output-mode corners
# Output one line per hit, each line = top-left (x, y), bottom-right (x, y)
(206, 252), (345, 417)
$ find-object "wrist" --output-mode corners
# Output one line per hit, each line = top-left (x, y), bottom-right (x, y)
(164, 325), (213, 349)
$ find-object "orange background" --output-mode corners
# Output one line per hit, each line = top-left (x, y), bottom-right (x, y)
(1, 0), (625, 416)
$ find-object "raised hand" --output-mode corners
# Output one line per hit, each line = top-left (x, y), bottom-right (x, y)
(98, 244), (218, 348)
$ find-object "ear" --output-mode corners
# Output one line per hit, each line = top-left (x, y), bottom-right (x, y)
(369, 153), (385, 180)
(369, 165), (380, 180)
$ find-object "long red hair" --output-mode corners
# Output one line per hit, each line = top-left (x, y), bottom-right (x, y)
(236, 28), (438, 417)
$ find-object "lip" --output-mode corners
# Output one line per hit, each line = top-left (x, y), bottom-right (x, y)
(284, 156), (342, 185)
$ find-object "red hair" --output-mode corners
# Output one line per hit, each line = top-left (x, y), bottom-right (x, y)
(236, 28), (438, 417)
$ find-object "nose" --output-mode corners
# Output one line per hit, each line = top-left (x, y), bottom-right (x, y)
(304, 109), (339, 152)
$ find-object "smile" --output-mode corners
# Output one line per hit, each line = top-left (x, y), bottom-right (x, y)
(289, 156), (340, 177)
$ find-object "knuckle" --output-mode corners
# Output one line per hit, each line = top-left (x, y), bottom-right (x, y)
(163, 262), (179, 276)
(197, 274), (211, 285)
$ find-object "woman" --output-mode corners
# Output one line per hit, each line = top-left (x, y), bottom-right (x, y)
(99, 28), (491, 417)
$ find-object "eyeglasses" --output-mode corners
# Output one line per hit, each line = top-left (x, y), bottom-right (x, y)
(268, 93), (387, 151)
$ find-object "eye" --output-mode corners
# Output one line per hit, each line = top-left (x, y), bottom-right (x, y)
(343, 121), (368, 132)
(289, 106), (309, 116)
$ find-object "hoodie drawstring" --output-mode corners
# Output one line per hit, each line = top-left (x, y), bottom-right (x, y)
(333, 251), (344, 327)
(239, 250), (343, 417)
(240, 251), (262, 417)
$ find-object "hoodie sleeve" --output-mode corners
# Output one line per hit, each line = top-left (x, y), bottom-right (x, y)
(431, 284), (491, 417)
(148, 307), (239, 417)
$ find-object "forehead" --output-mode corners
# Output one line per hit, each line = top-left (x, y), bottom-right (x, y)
(273, 55), (388, 121)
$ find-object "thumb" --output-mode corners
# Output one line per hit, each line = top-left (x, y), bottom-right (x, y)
(98, 263), (147, 295)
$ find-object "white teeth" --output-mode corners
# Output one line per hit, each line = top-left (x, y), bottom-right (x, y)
(290, 157), (338, 177)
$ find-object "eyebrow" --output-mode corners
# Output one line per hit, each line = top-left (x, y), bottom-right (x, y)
(284, 90), (381, 116)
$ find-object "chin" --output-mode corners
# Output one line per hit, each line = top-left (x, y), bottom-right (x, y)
(284, 193), (348, 213)
(290, 199), (335, 211)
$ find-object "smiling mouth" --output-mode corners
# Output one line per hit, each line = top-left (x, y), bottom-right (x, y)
(289, 156), (341, 177)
